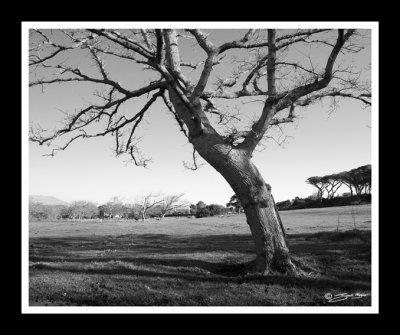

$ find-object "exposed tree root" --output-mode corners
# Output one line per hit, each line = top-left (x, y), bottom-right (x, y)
(243, 255), (310, 277)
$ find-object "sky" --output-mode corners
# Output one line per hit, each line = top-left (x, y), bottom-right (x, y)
(27, 24), (373, 206)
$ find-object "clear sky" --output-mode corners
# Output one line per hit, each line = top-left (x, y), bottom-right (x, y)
(28, 25), (372, 206)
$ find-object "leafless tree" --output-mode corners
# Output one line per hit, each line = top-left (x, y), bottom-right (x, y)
(29, 28), (371, 275)
(135, 193), (164, 221)
(159, 193), (189, 218)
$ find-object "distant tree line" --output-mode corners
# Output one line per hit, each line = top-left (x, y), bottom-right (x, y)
(29, 193), (234, 221)
(30, 194), (181, 222)
(306, 164), (371, 199)
(30, 165), (371, 220)
(276, 164), (371, 211)
(190, 201), (231, 218)
(29, 200), (110, 221)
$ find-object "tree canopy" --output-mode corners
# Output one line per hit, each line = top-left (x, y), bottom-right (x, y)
(306, 164), (371, 198)
(29, 29), (371, 167)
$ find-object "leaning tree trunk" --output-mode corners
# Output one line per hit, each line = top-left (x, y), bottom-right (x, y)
(225, 156), (298, 275)
(192, 140), (298, 275)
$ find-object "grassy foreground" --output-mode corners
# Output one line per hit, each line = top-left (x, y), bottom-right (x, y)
(29, 206), (372, 306)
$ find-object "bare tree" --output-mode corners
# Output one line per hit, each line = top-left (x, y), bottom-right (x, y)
(135, 193), (164, 221)
(29, 28), (371, 275)
(159, 193), (189, 218)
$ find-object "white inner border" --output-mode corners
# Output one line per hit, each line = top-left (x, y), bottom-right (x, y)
(22, 21), (379, 314)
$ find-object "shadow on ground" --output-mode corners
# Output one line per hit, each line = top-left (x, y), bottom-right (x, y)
(30, 230), (371, 291)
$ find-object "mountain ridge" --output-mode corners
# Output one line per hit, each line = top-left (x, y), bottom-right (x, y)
(29, 195), (68, 206)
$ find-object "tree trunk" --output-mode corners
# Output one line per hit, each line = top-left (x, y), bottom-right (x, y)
(192, 142), (298, 275)
(234, 162), (297, 275)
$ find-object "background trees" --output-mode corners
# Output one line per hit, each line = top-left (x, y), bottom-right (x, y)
(69, 201), (99, 219)
(190, 204), (197, 215)
(28, 193), (194, 221)
(343, 165), (372, 196)
(306, 164), (371, 199)
(207, 204), (228, 216)
(226, 194), (243, 213)
(98, 201), (122, 219)
(58, 205), (73, 219)
(158, 193), (189, 218)
(98, 197), (144, 219)
(306, 177), (328, 200)
(195, 201), (209, 218)
(135, 193), (165, 221)
(29, 201), (51, 221)
(275, 164), (372, 211)
(29, 200), (98, 220)
(192, 201), (229, 218)
(321, 174), (343, 199)
(28, 162), (371, 222)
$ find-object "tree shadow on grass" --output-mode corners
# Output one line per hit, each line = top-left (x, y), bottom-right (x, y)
(31, 259), (370, 291)
(30, 233), (255, 254)
(30, 230), (371, 291)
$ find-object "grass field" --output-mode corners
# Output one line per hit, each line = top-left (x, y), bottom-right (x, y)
(29, 205), (372, 306)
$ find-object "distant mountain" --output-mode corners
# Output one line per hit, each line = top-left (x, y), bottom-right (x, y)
(29, 195), (68, 206)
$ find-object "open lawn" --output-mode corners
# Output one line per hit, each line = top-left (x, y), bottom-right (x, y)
(29, 205), (372, 306)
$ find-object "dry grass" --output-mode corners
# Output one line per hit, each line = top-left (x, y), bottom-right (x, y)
(29, 205), (372, 306)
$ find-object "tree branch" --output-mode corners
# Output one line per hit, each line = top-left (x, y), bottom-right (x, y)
(162, 93), (189, 138)
(276, 29), (332, 50)
(155, 29), (164, 64)
(183, 148), (204, 171)
(275, 29), (356, 112)
(237, 29), (357, 151)
(30, 82), (167, 157)
(87, 29), (155, 60)
(186, 29), (217, 55)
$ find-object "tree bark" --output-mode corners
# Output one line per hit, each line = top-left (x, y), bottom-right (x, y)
(191, 139), (297, 275)
(224, 158), (297, 274)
